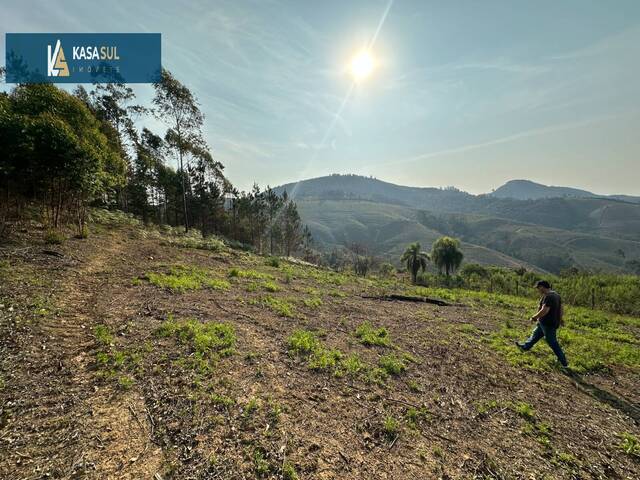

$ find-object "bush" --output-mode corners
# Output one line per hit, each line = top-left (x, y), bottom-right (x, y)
(44, 228), (65, 245)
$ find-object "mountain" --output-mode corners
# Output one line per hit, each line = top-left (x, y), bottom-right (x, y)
(276, 175), (640, 273)
(491, 179), (640, 203)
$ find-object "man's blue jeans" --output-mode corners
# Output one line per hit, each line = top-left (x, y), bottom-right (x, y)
(522, 322), (568, 367)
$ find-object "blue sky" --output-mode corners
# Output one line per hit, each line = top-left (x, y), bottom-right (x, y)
(2, 0), (640, 194)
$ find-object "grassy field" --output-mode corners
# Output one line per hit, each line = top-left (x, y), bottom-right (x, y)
(1, 216), (639, 479)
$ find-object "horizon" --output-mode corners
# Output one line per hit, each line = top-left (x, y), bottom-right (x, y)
(2, 0), (640, 196)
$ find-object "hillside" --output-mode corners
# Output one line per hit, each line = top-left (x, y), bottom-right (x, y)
(1, 214), (639, 479)
(277, 175), (640, 273)
(491, 179), (640, 203)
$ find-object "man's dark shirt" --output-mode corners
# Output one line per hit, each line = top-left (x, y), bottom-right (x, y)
(539, 290), (561, 328)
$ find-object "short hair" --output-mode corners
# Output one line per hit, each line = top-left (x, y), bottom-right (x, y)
(535, 280), (551, 289)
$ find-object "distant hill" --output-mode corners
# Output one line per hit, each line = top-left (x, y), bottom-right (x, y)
(491, 179), (640, 203)
(276, 175), (640, 273)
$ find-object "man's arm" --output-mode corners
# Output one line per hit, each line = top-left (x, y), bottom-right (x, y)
(530, 305), (550, 322)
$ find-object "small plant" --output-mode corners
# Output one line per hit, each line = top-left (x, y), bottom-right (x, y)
(287, 330), (320, 355)
(405, 406), (430, 428)
(282, 462), (298, 480)
(243, 397), (261, 417)
(378, 354), (406, 375)
(44, 229), (65, 245)
(383, 415), (400, 440)
(211, 393), (235, 408)
(618, 432), (640, 457)
(94, 324), (113, 346)
(355, 321), (392, 347)
(308, 348), (342, 371)
(475, 399), (499, 415)
(253, 449), (270, 477)
(408, 380), (422, 392)
(343, 353), (365, 376)
(513, 402), (535, 421)
(118, 375), (134, 390)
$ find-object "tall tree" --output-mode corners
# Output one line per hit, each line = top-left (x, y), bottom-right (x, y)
(281, 199), (304, 257)
(431, 236), (464, 276)
(401, 242), (429, 284)
(153, 69), (204, 231)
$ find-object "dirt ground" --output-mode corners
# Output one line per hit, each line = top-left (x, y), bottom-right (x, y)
(1, 224), (639, 479)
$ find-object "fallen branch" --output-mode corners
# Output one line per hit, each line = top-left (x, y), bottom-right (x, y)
(361, 294), (451, 306)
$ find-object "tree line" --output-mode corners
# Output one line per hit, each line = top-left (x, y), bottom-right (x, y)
(0, 69), (310, 257)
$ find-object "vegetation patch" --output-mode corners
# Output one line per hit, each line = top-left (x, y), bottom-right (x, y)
(378, 353), (406, 376)
(228, 268), (273, 280)
(156, 317), (236, 359)
(254, 295), (295, 317)
(161, 235), (225, 252)
(302, 297), (323, 308)
(146, 265), (230, 292)
(618, 432), (640, 458)
(355, 321), (392, 347)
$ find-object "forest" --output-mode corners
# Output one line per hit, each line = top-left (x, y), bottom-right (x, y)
(0, 68), (311, 257)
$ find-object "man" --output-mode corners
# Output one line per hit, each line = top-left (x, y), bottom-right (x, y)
(516, 280), (569, 369)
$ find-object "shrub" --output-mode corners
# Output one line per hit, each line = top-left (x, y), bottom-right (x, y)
(44, 229), (65, 245)
(265, 257), (280, 268)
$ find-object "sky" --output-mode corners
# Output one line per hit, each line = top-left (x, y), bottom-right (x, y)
(2, 0), (640, 195)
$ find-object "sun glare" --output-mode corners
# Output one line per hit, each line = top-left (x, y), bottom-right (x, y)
(350, 50), (375, 81)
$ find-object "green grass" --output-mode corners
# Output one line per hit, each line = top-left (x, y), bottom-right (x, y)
(161, 235), (225, 252)
(94, 324), (113, 346)
(378, 353), (406, 375)
(146, 265), (230, 293)
(228, 268), (273, 280)
(256, 295), (295, 317)
(253, 449), (270, 477)
(261, 280), (281, 292)
(355, 321), (392, 347)
(302, 297), (323, 308)
(156, 317), (236, 359)
(618, 432), (640, 457)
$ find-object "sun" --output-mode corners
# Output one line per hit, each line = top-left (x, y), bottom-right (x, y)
(350, 50), (375, 81)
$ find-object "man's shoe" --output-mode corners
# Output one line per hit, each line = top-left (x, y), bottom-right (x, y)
(515, 341), (526, 352)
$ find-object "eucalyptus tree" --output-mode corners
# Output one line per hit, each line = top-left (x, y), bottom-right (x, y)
(153, 69), (205, 231)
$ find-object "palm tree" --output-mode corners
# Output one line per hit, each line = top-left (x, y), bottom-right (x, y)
(431, 236), (464, 276)
(401, 242), (430, 284)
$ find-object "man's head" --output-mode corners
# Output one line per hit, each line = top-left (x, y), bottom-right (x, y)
(535, 280), (551, 294)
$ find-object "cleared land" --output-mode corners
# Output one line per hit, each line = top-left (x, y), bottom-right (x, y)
(1, 215), (639, 479)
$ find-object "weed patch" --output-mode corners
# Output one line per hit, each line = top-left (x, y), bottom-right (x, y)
(156, 317), (236, 360)
(146, 265), (230, 293)
(355, 321), (392, 347)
